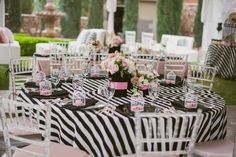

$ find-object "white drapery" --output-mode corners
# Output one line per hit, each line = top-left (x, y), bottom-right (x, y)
(0, 0), (5, 27)
(106, 0), (117, 33)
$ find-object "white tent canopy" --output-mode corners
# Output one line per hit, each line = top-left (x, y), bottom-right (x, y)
(0, 0), (5, 27)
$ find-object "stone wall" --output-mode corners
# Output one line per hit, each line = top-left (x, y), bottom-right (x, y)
(20, 14), (40, 36)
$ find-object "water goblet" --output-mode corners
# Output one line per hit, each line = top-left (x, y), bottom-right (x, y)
(51, 69), (60, 87)
(148, 82), (160, 112)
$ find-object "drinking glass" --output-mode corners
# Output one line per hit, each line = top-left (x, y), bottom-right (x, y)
(60, 66), (70, 82)
(51, 69), (60, 87)
(100, 82), (115, 109)
(148, 82), (160, 112)
(72, 74), (84, 90)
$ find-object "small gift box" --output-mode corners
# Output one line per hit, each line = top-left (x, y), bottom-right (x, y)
(39, 80), (52, 96)
(184, 91), (198, 109)
(73, 89), (86, 107)
(33, 71), (46, 86)
(166, 71), (176, 84)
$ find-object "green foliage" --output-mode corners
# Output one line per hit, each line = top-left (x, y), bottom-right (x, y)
(122, 0), (139, 32)
(87, 0), (104, 29)
(21, 0), (33, 14)
(156, 0), (183, 42)
(0, 65), (9, 90)
(81, 0), (91, 16)
(61, 0), (82, 38)
(193, 0), (203, 48)
(7, 0), (21, 33)
(14, 34), (72, 56)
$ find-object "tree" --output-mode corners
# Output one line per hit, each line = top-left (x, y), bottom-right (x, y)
(21, 0), (33, 14)
(81, 0), (91, 17)
(122, 0), (139, 32)
(7, 0), (21, 32)
(193, 0), (203, 48)
(156, 0), (183, 42)
(61, 0), (82, 38)
(87, 0), (104, 29)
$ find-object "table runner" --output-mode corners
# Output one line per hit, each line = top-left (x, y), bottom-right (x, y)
(206, 43), (236, 79)
(18, 79), (227, 157)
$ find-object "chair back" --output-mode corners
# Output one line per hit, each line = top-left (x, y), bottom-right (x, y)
(133, 59), (159, 72)
(49, 42), (69, 54)
(125, 31), (136, 45)
(9, 58), (34, 98)
(187, 64), (216, 91)
(141, 32), (154, 48)
(0, 98), (51, 157)
(165, 54), (188, 79)
(135, 112), (201, 156)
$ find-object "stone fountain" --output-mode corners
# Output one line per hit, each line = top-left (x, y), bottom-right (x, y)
(37, 0), (65, 38)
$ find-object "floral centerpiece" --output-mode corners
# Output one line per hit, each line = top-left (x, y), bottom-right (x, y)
(87, 39), (103, 53)
(101, 52), (136, 97)
(108, 34), (124, 53)
(131, 70), (159, 96)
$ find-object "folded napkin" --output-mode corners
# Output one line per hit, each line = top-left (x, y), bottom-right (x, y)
(116, 103), (157, 117)
(62, 98), (98, 111)
(160, 76), (183, 87)
(85, 74), (106, 80)
(34, 53), (49, 57)
(28, 89), (69, 99)
(24, 82), (39, 88)
(171, 100), (210, 112)
(24, 81), (62, 88)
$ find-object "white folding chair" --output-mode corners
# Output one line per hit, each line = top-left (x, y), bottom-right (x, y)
(64, 56), (89, 75)
(133, 59), (159, 72)
(49, 42), (69, 54)
(121, 112), (201, 157)
(0, 98), (91, 157)
(141, 32), (154, 48)
(9, 58), (34, 99)
(125, 31), (136, 45)
(165, 54), (188, 79)
(187, 64), (216, 91)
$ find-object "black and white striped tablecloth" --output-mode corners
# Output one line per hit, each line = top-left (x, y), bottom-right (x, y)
(206, 43), (236, 79)
(18, 79), (227, 157)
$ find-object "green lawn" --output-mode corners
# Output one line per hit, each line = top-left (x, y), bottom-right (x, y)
(0, 65), (9, 90)
(0, 64), (235, 105)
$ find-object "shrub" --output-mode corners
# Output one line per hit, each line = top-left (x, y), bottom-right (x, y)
(14, 34), (72, 56)
(7, 0), (21, 33)
(21, 0), (33, 14)
(61, 0), (82, 38)
(87, 0), (104, 29)
(122, 0), (139, 32)
(156, 0), (183, 42)
(193, 0), (203, 48)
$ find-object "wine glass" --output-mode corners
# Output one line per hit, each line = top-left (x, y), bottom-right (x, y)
(72, 74), (84, 90)
(148, 82), (160, 112)
(99, 82), (115, 114)
(51, 69), (60, 87)
(59, 66), (70, 82)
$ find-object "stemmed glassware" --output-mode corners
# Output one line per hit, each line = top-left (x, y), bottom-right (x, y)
(148, 82), (161, 112)
(98, 81), (115, 115)
(51, 69), (60, 87)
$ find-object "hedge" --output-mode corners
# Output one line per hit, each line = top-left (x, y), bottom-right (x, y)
(14, 34), (72, 56)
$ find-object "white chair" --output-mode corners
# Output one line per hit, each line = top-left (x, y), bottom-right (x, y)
(49, 42), (69, 54)
(125, 31), (136, 45)
(133, 59), (159, 72)
(121, 112), (201, 157)
(9, 58), (34, 99)
(141, 32), (154, 48)
(0, 98), (91, 157)
(187, 65), (216, 91)
(164, 54), (188, 79)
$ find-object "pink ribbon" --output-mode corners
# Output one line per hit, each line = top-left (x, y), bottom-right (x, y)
(140, 85), (148, 90)
(110, 82), (128, 90)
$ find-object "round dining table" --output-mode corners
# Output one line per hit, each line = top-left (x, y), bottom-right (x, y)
(18, 78), (227, 157)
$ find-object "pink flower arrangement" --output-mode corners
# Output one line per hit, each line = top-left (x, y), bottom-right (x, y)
(101, 52), (136, 76)
(131, 70), (159, 89)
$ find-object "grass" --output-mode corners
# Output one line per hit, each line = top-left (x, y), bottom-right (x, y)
(213, 77), (236, 106)
(0, 64), (235, 105)
(0, 65), (9, 90)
